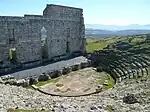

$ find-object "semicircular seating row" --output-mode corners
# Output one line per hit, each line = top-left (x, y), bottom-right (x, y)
(90, 50), (150, 82)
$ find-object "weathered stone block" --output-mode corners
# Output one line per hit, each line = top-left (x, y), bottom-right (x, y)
(29, 77), (38, 85)
(4, 79), (17, 85)
(1, 75), (15, 81)
(49, 70), (62, 79)
(123, 93), (138, 104)
(71, 64), (80, 71)
(96, 66), (103, 72)
(62, 67), (71, 74)
(80, 62), (89, 69)
(38, 73), (50, 81)
(17, 79), (29, 87)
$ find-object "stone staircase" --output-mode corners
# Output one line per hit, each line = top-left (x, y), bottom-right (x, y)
(89, 49), (150, 82)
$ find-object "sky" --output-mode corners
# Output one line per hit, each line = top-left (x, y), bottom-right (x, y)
(0, 0), (150, 25)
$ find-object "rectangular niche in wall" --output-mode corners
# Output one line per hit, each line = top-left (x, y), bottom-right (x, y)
(8, 28), (15, 44)
(66, 41), (70, 53)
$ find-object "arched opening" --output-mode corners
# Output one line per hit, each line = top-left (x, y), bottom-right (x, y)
(41, 27), (48, 59)
(9, 48), (17, 63)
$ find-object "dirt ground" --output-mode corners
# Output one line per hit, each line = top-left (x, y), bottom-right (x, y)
(39, 67), (115, 96)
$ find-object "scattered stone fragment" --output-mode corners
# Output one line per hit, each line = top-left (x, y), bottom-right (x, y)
(95, 85), (103, 92)
(0, 78), (3, 84)
(90, 105), (97, 110)
(56, 83), (63, 87)
(123, 93), (138, 104)
(80, 62), (89, 69)
(96, 66), (103, 72)
(50, 70), (62, 79)
(38, 73), (50, 81)
(1, 75), (15, 81)
(17, 79), (29, 87)
(71, 64), (80, 71)
(29, 77), (38, 85)
(62, 67), (71, 74)
(4, 79), (17, 85)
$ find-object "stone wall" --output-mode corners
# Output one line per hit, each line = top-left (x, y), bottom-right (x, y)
(0, 4), (85, 74)
(43, 4), (85, 55)
(43, 4), (82, 20)
(16, 40), (42, 63)
(0, 43), (9, 66)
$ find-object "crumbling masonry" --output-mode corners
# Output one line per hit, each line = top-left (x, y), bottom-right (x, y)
(0, 4), (86, 74)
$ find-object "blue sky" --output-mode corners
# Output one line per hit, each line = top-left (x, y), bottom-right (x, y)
(0, 0), (150, 25)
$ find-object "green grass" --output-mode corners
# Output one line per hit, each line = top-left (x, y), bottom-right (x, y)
(93, 72), (115, 90)
(35, 77), (60, 87)
(130, 37), (146, 45)
(86, 38), (108, 53)
(107, 105), (114, 112)
(86, 35), (146, 53)
(86, 37), (126, 53)
(86, 42), (107, 52)
(7, 109), (50, 112)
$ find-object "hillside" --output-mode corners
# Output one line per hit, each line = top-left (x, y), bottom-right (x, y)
(86, 34), (147, 52)
(85, 24), (150, 31)
(85, 28), (150, 37)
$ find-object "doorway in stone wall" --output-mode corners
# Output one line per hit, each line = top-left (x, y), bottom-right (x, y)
(66, 41), (70, 54)
(41, 27), (48, 59)
(9, 48), (17, 63)
(66, 28), (71, 55)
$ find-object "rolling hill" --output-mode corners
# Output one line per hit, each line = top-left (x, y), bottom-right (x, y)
(85, 24), (150, 37)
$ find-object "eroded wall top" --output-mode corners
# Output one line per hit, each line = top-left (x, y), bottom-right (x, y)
(43, 4), (83, 21)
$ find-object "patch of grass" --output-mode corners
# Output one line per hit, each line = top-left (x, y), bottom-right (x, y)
(94, 72), (115, 90)
(86, 42), (107, 52)
(107, 105), (114, 112)
(130, 37), (146, 45)
(35, 77), (60, 87)
(86, 35), (147, 53)
(86, 37), (128, 53)
(7, 109), (50, 112)
(103, 74), (115, 90)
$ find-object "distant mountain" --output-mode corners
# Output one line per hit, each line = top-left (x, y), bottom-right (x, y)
(85, 24), (150, 31)
(85, 28), (150, 37)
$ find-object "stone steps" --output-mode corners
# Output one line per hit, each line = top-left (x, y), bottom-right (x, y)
(90, 49), (150, 82)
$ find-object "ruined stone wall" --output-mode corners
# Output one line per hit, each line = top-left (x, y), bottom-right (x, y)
(43, 4), (82, 20)
(0, 43), (9, 66)
(46, 20), (67, 58)
(0, 19), (9, 65)
(43, 4), (85, 55)
(16, 40), (41, 63)
(0, 4), (85, 74)
(0, 16), (26, 66)
(0, 16), (43, 64)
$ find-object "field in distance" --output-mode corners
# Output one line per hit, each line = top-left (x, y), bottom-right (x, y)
(86, 34), (147, 53)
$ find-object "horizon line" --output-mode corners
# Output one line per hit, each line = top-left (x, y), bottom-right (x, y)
(85, 24), (150, 26)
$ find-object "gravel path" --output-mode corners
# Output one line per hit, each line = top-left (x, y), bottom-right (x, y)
(10, 56), (88, 79)
(0, 78), (150, 112)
